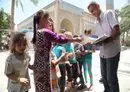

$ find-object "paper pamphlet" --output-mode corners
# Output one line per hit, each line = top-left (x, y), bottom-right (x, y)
(93, 34), (110, 44)
(82, 34), (110, 44)
(82, 36), (97, 44)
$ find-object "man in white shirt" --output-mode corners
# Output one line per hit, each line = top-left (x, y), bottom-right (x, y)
(88, 2), (121, 92)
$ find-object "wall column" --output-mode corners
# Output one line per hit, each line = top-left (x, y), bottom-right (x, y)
(54, 0), (61, 32)
(106, 0), (114, 9)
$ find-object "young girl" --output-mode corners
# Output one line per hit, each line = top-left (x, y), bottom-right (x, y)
(4, 32), (31, 92)
(63, 32), (79, 90)
(51, 50), (67, 91)
(82, 30), (95, 91)
(51, 51), (61, 92)
(52, 43), (69, 92)
(32, 10), (81, 92)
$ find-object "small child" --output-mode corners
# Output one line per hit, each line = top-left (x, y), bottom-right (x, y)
(82, 30), (95, 91)
(51, 51), (68, 92)
(52, 43), (68, 92)
(51, 51), (61, 92)
(64, 32), (79, 90)
(4, 32), (31, 92)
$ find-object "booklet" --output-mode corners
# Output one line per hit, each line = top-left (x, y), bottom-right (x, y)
(93, 34), (110, 44)
(82, 36), (97, 44)
(82, 34), (110, 44)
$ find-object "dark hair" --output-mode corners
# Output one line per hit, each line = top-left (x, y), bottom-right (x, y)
(73, 35), (78, 38)
(84, 30), (87, 34)
(10, 32), (27, 53)
(49, 18), (54, 32)
(87, 29), (92, 34)
(32, 10), (49, 44)
(84, 29), (92, 35)
(88, 1), (98, 9)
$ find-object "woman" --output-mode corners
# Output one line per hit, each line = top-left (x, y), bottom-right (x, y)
(32, 10), (81, 92)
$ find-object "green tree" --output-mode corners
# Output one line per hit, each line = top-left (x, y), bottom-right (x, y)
(10, 0), (39, 32)
(0, 8), (10, 39)
(119, 5), (130, 34)
(115, 5), (130, 45)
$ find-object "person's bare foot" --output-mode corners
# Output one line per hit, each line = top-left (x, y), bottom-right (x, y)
(88, 84), (93, 91)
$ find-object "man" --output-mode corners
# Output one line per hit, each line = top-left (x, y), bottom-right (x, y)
(88, 2), (121, 92)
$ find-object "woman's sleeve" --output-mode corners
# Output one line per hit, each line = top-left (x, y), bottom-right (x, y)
(46, 30), (68, 44)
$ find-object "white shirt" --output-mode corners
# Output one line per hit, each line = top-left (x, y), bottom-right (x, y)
(95, 10), (121, 58)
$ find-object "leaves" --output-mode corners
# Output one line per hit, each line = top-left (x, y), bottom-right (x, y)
(119, 5), (130, 33)
(30, 0), (39, 6)
(15, 0), (39, 11)
(0, 9), (11, 39)
(0, 8), (10, 29)
(10, 0), (39, 31)
(119, 5), (130, 18)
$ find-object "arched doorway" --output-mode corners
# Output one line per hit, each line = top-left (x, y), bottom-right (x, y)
(60, 18), (73, 33)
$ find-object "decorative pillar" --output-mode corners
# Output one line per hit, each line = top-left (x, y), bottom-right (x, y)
(54, 0), (61, 32)
(128, 0), (130, 3)
(79, 16), (83, 35)
(106, 0), (114, 9)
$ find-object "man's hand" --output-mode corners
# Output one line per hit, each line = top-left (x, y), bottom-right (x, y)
(103, 37), (114, 44)
(68, 53), (75, 58)
(103, 37), (111, 43)
(103, 25), (120, 44)
(74, 37), (82, 42)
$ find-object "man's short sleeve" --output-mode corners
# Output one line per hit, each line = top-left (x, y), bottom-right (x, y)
(4, 55), (13, 75)
(107, 10), (119, 29)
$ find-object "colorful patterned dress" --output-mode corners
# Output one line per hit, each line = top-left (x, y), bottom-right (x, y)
(33, 28), (68, 92)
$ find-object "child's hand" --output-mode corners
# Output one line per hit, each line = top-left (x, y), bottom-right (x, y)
(76, 37), (82, 42)
(18, 78), (29, 87)
(64, 53), (68, 61)
(59, 52), (68, 61)
(65, 61), (72, 67)
(76, 50), (80, 54)
(68, 53), (74, 58)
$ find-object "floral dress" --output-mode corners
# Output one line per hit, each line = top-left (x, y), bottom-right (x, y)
(33, 28), (68, 92)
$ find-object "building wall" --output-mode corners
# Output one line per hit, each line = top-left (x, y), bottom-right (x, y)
(59, 9), (80, 35)
(17, 4), (55, 30)
(17, 16), (33, 30)
(17, 1), (96, 36)
(60, 1), (84, 15)
(82, 13), (96, 34)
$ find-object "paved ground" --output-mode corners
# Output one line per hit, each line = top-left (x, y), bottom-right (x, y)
(0, 49), (130, 92)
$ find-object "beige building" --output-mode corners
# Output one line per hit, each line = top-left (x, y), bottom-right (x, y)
(17, 0), (96, 35)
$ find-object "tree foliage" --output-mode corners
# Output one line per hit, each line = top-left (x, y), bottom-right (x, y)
(0, 8), (10, 39)
(15, 0), (39, 11)
(118, 5), (130, 33)
(10, 0), (39, 31)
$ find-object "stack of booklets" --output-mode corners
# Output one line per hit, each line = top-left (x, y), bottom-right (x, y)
(82, 34), (110, 44)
